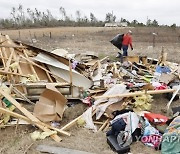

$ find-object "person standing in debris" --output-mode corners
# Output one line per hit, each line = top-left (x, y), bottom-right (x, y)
(122, 30), (133, 56)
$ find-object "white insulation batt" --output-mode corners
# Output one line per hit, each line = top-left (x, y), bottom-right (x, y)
(33, 53), (92, 90)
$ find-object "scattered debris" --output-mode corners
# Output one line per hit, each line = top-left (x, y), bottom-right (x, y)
(0, 33), (179, 153)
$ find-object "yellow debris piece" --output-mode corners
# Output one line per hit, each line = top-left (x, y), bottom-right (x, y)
(30, 130), (57, 141)
(133, 94), (153, 111)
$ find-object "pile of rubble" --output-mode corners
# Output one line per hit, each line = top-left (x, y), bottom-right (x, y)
(0, 34), (180, 153)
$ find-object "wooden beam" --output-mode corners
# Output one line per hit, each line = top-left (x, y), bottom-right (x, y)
(5, 35), (27, 94)
(98, 119), (110, 132)
(23, 50), (40, 81)
(60, 115), (82, 131)
(91, 56), (109, 71)
(0, 106), (70, 136)
(69, 60), (73, 96)
(0, 45), (26, 48)
(94, 121), (104, 125)
(93, 89), (176, 99)
(12, 86), (35, 105)
(5, 50), (13, 72)
(0, 89), (62, 142)
(0, 70), (29, 77)
(60, 109), (97, 131)
(25, 82), (69, 87)
(0, 48), (5, 66)
(0, 57), (27, 64)
(42, 64), (53, 82)
(0, 39), (12, 81)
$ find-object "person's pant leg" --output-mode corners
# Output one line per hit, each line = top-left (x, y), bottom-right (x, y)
(122, 45), (128, 56)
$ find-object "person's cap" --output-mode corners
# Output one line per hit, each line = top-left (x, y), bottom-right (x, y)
(128, 30), (132, 34)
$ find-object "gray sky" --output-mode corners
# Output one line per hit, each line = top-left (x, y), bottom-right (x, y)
(0, 0), (180, 26)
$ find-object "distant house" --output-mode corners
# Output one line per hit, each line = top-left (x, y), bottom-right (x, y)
(105, 22), (127, 27)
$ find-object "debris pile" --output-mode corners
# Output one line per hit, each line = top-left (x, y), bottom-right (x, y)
(0, 34), (180, 153)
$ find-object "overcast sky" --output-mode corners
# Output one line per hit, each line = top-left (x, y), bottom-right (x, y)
(0, 0), (180, 26)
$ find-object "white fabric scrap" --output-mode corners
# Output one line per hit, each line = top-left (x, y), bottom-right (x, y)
(82, 107), (97, 132)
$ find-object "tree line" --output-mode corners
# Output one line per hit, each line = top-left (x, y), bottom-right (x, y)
(0, 4), (177, 29)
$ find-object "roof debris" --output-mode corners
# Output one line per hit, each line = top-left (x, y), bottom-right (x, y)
(0, 34), (179, 153)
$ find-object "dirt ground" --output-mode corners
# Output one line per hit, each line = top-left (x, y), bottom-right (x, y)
(0, 27), (180, 154)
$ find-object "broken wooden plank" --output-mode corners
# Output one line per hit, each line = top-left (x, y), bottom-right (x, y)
(42, 64), (54, 82)
(0, 106), (70, 136)
(60, 115), (82, 131)
(123, 56), (139, 63)
(0, 47), (5, 66)
(94, 121), (104, 125)
(23, 50), (40, 81)
(5, 50), (14, 72)
(0, 70), (29, 77)
(0, 45), (26, 48)
(5, 35), (27, 94)
(0, 38), (12, 82)
(25, 82), (69, 87)
(12, 86), (35, 105)
(90, 56), (109, 71)
(93, 89), (176, 99)
(98, 119), (110, 132)
(0, 89), (62, 142)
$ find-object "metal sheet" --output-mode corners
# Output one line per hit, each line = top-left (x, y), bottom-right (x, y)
(33, 53), (92, 89)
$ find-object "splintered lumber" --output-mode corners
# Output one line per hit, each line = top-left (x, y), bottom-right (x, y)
(60, 115), (82, 131)
(5, 50), (13, 72)
(0, 48), (5, 66)
(41, 64), (54, 82)
(60, 109), (97, 131)
(98, 119), (110, 132)
(25, 82), (70, 87)
(0, 89), (62, 142)
(91, 56), (109, 71)
(23, 50), (40, 81)
(0, 107), (70, 136)
(12, 86), (35, 105)
(93, 89), (176, 99)
(0, 39), (8, 44)
(0, 45), (26, 48)
(69, 60), (73, 96)
(5, 35), (27, 94)
(0, 70), (29, 77)
(94, 121), (104, 125)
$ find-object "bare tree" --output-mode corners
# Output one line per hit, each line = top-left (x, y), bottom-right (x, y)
(76, 10), (81, 22)
(17, 4), (25, 25)
(59, 7), (66, 20)
(105, 12), (116, 22)
(90, 13), (97, 23)
(11, 7), (17, 25)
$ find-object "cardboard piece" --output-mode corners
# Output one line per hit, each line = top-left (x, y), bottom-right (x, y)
(159, 73), (175, 84)
(33, 84), (67, 122)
